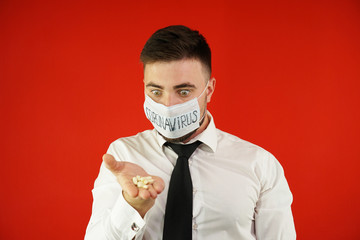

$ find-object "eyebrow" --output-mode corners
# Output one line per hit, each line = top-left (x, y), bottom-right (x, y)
(173, 83), (196, 89)
(145, 82), (197, 90)
(146, 82), (163, 89)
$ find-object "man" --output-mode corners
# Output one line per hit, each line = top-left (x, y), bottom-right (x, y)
(85, 25), (296, 240)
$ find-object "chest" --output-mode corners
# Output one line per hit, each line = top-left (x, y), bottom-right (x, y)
(131, 146), (261, 235)
(190, 153), (260, 232)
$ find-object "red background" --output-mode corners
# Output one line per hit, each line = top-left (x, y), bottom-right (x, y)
(1, 0), (359, 239)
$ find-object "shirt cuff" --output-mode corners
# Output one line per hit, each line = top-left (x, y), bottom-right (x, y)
(110, 192), (146, 238)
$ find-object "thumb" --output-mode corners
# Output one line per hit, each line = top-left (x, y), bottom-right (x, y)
(103, 154), (124, 173)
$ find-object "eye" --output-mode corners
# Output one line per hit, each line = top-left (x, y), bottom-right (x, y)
(178, 89), (190, 97)
(151, 89), (161, 96)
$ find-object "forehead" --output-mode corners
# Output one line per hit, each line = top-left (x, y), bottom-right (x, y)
(144, 59), (208, 86)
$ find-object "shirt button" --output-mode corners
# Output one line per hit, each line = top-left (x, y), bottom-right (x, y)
(193, 188), (197, 194)
(131, 222), (140, 232)
(193, 222), (198, 230)
(189, 160), (193, 166)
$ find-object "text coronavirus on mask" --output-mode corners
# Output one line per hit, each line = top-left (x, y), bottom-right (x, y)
(145, 107), (199, 132)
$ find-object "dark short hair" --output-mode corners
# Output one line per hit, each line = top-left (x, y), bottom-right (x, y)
(140, 25), (211, 77)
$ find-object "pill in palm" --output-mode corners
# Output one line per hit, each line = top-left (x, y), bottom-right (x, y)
(133, 175), (154, 189)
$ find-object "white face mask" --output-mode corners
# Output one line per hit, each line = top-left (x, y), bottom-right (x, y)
(143, 82), (208, 139)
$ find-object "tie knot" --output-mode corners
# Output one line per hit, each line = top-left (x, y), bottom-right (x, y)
(166, 141), (202, 159)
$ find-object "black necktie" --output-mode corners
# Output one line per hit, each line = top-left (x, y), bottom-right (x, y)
(163, 141), (202, 240)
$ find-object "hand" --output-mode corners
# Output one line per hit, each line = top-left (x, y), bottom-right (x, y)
(103, 154), (165, 217)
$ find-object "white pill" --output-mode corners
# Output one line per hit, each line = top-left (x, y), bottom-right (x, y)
(137, 182), (145, 188)
(133, 177), (138, 185)
(133, 175), (154, 189)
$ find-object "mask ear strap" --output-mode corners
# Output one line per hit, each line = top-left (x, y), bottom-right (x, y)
(199, 108), (207, 124)
(198, 80), (210, 99)
(198, 80), (210, 124)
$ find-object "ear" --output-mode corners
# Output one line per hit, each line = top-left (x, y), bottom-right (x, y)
(206, 77), (216, 103)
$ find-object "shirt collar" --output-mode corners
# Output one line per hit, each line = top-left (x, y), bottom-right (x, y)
(155, 111), (218, 153)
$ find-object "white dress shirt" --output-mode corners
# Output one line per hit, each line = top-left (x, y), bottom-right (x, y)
(85, 114), (296, 240)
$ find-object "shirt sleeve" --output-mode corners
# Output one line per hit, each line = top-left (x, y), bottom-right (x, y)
(254, 152), (296, 240)
(84, 145), (146, 240)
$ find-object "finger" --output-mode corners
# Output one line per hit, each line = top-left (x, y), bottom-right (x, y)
(121, 178), (139, 198)
(122, 187), (139, 201)
(146, 184), (158, 199)
(151, 176), (165, 194)
(138, 187), (151, 200)
(103, 154), (124, 173)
